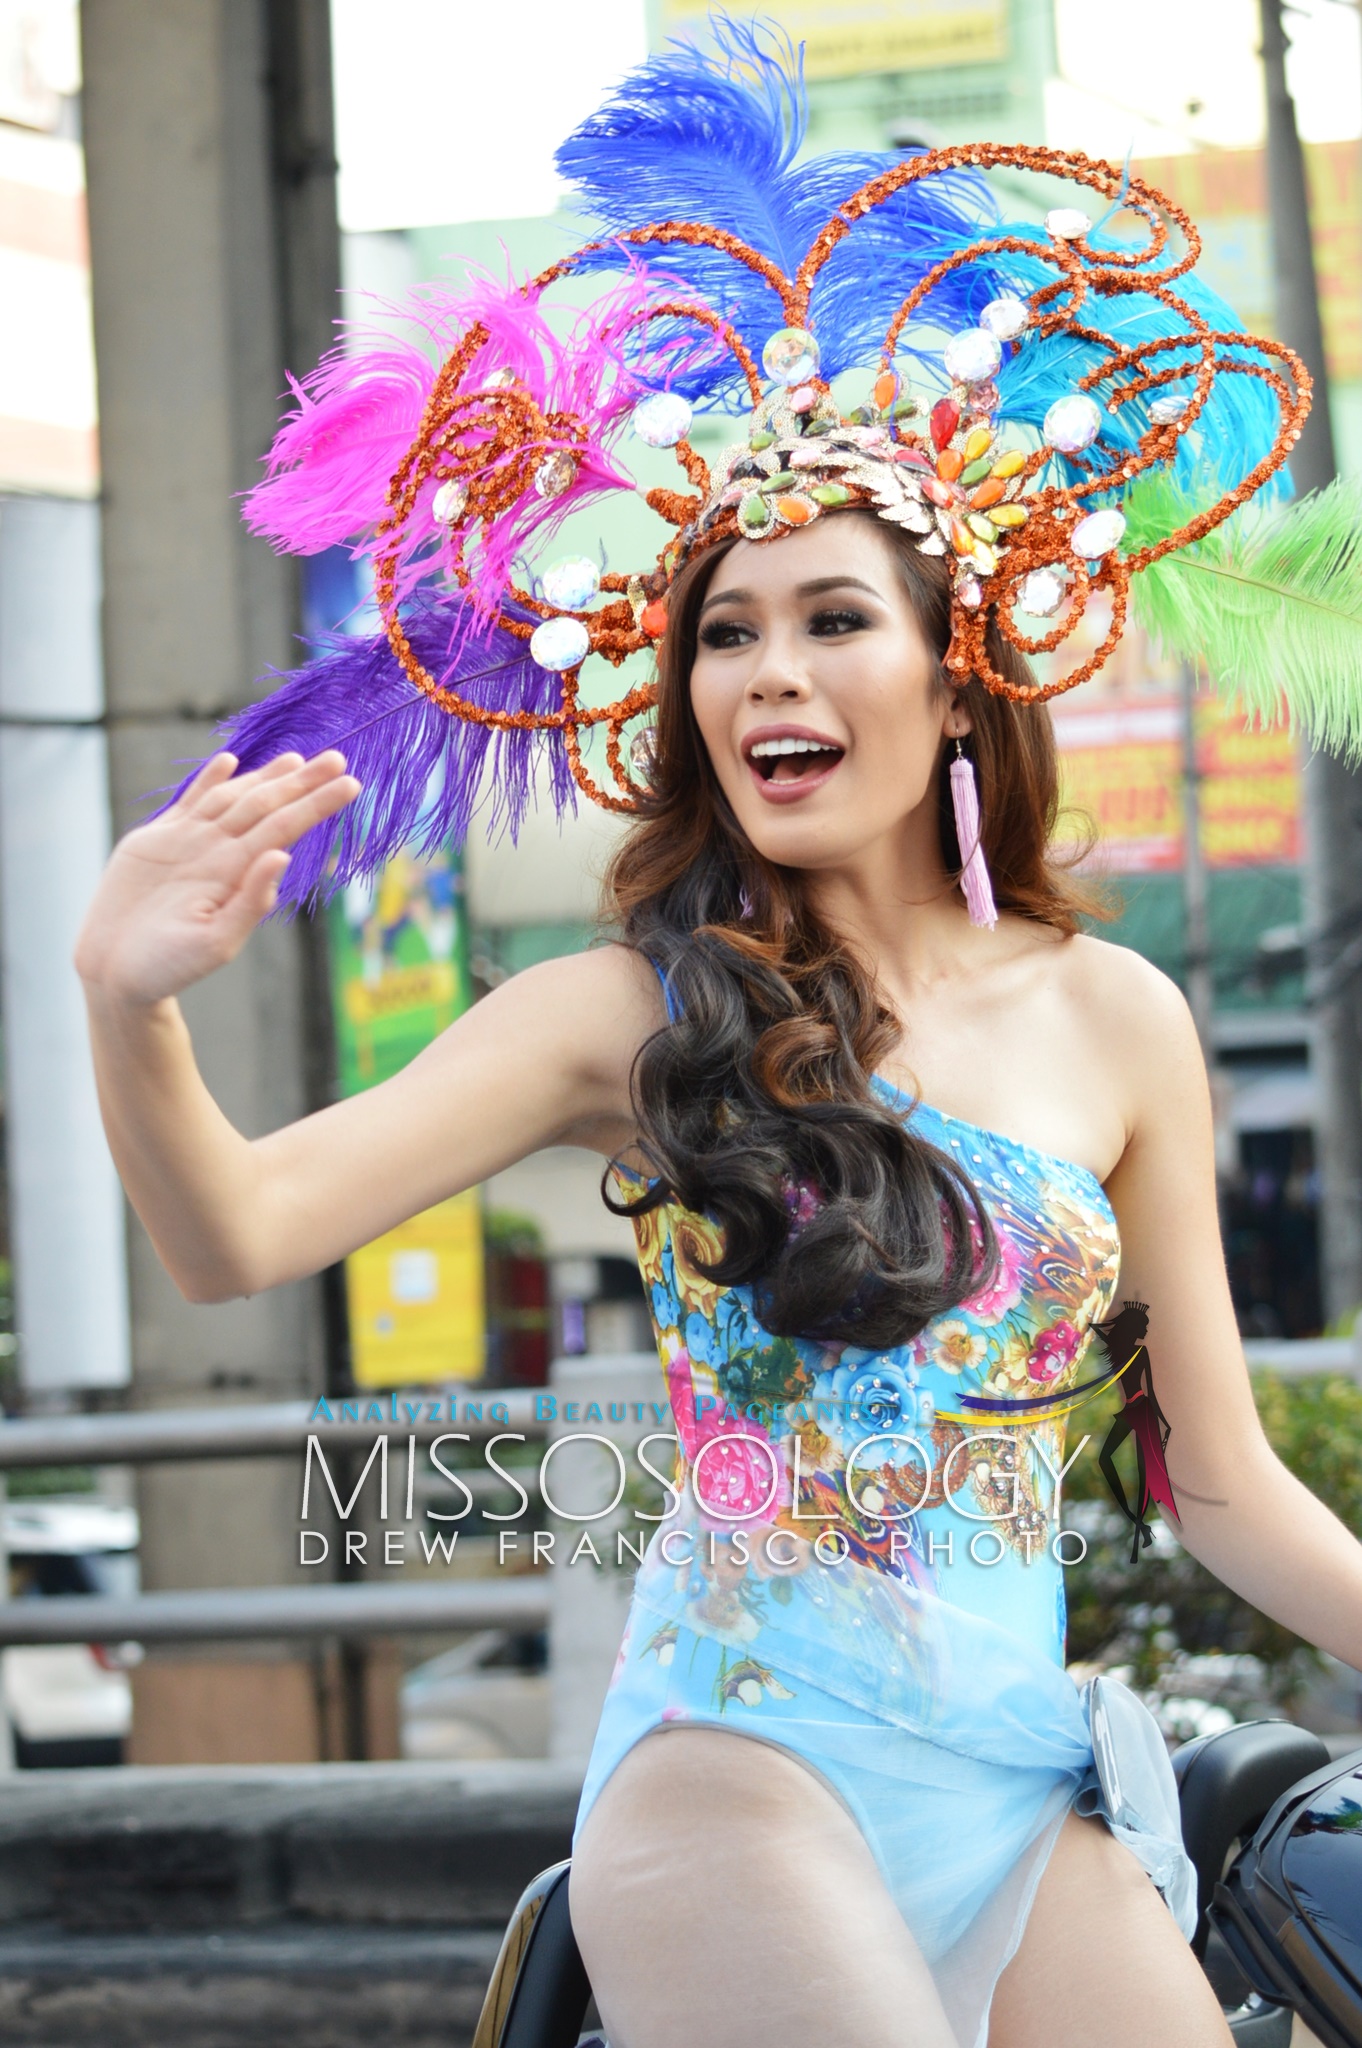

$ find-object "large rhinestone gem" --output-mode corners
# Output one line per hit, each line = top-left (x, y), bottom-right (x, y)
(632, 391), (693, 447)
(1070, 507), (1127, 558)
(930, 397), (960, 450)
(1043, 394), (1103, 454)
(629, 728), (658, 784)
(1018, 569), (1067, 617)
(739, 491), (773, 533)
(431, 479), (468, 524)
(529, 617), (590, 671)
(980, 295), (1031, 341)
(1045, 207), (1091, 240)
(943, 328), (1003, 386)
(541, 557), (601, 610)
(534, 450), (578, 499)
(762, 327), (820, 385)
(1149, 391), (1188, 424)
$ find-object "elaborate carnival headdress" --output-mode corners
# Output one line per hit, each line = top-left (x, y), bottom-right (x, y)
(218, 20), (1361, 903)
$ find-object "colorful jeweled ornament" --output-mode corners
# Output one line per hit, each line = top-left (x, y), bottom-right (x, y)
(541, 557), (601, 609)
(534, 450), (578, 499)
(1043, 394), (1103, 454)
(1018, 568), (1067, 617)
(1070, 507), (1127, 558)
(762, 327), (820, 385)
(632, 391), (694, 447)
(1045, 207), (1091, 240)
(943, 328), (1003, 386)
(432, 480), (468, 524)
(629, 727), (658, 783)
(980, 295), (1031, 341)
(529, 616), (590, 670)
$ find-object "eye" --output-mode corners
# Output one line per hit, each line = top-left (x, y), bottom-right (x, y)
(698, 617), (755, 650)
(808, 606), (871, 636)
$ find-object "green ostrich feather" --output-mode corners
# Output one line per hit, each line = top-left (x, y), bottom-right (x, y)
(1122, 473), (1362, 763)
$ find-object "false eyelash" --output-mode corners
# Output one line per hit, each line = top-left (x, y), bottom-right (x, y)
(808, 607), (872, 633)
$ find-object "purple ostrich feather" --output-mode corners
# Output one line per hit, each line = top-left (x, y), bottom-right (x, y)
(167, 594), (577, 910)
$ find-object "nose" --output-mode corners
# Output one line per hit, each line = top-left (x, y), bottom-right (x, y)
(744, 625), (813, 706)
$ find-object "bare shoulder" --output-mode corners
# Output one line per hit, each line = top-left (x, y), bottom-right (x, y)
(521, 942), (664, 1053)
(1054, 929), (1192, 1027)
(462, 941), (664, 1090)
(1053, 931), (1208, 1143)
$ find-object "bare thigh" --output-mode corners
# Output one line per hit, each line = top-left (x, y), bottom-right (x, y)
(569, 1724), (958, 2048)
(988, 1810), (1233, 2048)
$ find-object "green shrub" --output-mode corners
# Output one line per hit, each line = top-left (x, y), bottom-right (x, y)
(1062, 1371), (1362, 1708)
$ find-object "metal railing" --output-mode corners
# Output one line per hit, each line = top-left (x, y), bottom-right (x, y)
(1242, 1336), (1362, 1378)
(0, 1392), (549, 1469)
(0, 1394), (552, 1648)
(0, 1577), (549, 1646)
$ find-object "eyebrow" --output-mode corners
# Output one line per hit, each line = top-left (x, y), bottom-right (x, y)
(698, 574), (885, 618)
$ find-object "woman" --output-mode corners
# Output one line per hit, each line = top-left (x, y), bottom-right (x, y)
(73, 28), (1362, 2048)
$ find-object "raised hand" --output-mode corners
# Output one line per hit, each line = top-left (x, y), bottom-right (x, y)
(74, 750), (361, 1005)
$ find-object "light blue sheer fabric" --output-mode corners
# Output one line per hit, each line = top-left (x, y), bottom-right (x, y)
(573, 1079), (1196, 2046)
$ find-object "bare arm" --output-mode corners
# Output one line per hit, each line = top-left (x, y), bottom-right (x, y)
(1097, 950), (1362, 1670)
(76, 750), (656, 1303)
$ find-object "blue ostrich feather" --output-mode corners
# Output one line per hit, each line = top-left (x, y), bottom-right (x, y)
(930, 228), (1290, 502)
(555, 17), (1005, 406)
(163, 596), (576, 907)
(557, 17), (1285, 496)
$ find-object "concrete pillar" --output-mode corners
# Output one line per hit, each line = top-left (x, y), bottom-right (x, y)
(80, 0), (344, 1757)
(0, 494), (128, 1396)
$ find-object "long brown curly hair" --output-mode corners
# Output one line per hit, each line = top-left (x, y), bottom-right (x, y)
(602, 511), (1106, 1347)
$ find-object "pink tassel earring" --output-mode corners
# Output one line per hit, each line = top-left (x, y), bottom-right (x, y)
(949, 736), (998, 929)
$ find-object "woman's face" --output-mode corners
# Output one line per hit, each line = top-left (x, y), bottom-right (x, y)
(687, 513), (966, 873)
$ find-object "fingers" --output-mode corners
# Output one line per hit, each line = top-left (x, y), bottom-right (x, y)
(207, 751), (353, 838)
(174, 751), (239, 812)
(192, 750), (301, 822)
(240, 769), (362, 858)
(241, 847), (292, 924)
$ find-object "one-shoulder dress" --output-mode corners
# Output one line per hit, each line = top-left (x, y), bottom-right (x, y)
(573, 1078), (1196, 2048)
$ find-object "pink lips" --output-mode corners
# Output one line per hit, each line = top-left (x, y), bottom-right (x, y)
(741, 723), (846, 805)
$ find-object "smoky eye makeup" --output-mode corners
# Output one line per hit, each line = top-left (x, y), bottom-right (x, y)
(697, 616), (755, 649)
(808, 605), (873, 634)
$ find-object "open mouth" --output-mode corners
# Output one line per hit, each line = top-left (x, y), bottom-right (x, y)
(746, 736), (846, 786)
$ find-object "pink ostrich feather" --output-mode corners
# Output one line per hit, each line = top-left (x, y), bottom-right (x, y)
(243, 315), (449, 558)
(244, 262), (722, 623)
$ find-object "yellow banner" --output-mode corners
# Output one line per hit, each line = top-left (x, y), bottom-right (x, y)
(347, 1191), (486, 1389)
(660, 0), (1007, 78)
(329, 848), (485, 1386)
(1053, 694), (1300, 875)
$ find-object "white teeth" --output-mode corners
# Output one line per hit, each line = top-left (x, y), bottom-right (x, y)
(749, 737), (840, 759)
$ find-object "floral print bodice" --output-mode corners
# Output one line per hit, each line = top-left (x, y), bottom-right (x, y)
(619, 1079), (1121, 1666)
